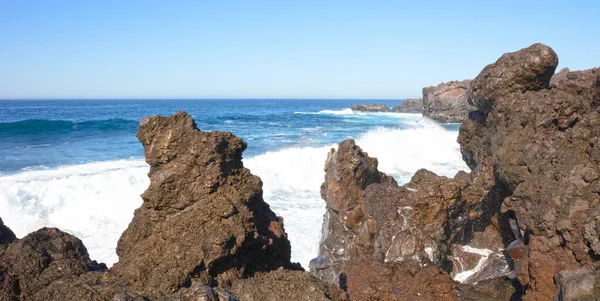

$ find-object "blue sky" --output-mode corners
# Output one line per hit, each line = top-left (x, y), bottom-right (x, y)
(1, 1), (598, 99)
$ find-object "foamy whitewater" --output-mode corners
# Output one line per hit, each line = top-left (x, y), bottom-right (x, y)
(0, 99), (467, 268)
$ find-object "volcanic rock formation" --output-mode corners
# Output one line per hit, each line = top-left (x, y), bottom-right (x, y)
(392, 98), (423, 113)
(350, 103), (392, 112)
(0, 111), (345, 300)
(313, 43), (600, 300)
(351, 99), (424, 114)
(422, 79), (473, 123)
(461, 43), (600, 300)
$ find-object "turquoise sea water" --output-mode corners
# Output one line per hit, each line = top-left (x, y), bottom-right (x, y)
(0, 99), (467, 268)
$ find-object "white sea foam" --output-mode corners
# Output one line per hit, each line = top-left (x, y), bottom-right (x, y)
(0, 159), (148, 266)
(0, 117), (467, 270)
(294, 108), (423, 119)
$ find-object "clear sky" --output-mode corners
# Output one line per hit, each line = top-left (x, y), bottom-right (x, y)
(1, 0), (598, 99)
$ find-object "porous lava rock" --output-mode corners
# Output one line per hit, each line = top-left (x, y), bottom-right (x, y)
(230, 269), (348, 301)
(311, 140), (513, 298)
(422, 80), (472, 123)
(459, 43), (600, 300)
(467, 43), (559, 113)
(1, 111), (343, 300)
(111, 111), (299, 296)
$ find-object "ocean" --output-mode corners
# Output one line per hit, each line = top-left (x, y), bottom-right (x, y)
(0, 99), (467, 268)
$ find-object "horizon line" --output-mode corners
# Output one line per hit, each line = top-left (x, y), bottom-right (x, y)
(0, 97), (417, 101)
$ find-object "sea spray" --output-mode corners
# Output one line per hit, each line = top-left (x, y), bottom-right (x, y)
(0, 113), (467, 269)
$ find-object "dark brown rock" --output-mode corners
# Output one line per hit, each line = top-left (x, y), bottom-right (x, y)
(229, 270), (347, 301)
(458, 43), (600, 300)
(0, 218), (15, 253)
(0, 228), (105, 300)
(422, 80), (473, 123)
(111, 111), (299, 297)
(468, 43), (559, 113)
(351, 104), (391, 112)
(392, 98), (423, 113)
(345, 260), (458, 301)
(311, 139), (513, 296)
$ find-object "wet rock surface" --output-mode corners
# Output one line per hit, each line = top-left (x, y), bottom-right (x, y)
(422, 80), (473, 123)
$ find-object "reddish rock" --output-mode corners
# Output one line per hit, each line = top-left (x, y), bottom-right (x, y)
(312, 140), (513, 297)
(345, 260), (458, 301)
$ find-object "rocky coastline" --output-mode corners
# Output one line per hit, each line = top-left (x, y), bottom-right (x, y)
(351, 80), (474, 123)
(351, 98), (424, 114)
(1, 43), (599, 300)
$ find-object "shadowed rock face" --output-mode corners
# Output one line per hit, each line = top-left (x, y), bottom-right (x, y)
(112, 111), (299, 296)
(422, 80), (473, 123)
(459, 43), (600, 300)
(0, 218), (15, 253)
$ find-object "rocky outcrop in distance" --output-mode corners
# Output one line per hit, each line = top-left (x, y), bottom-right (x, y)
(2, 42), (599, 300)
(0, 111), (346, 300)
(350, 99), (424, 114)
(313, 43), (600, 300)
(422, 79), (473, 123)
(351, 81), (474, 123)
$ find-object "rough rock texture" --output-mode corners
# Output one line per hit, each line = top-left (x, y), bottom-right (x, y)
(392, 98), (423, 113)
(554, 267), (600, 301)
(458, 43), (600, 300)
(345, 260), (458, 301)
(351, 104), (391, 112)
(230, 270), (347, 301)
(1, 111), (344, 300)
(550, 67), (571, 87)
(311, 140), (514, 298)
(467, 43), (559, 113)
(422, 80), (473, 123)
(0, 228), (106, 300)
(111, 111), (299, 296)
(0, 218), (15, 253)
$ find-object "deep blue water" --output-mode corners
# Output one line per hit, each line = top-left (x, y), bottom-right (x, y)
(0, 98), (466, 267)
(0, 99), (416, 173)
